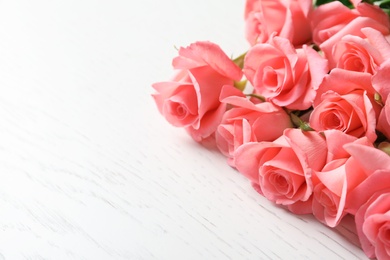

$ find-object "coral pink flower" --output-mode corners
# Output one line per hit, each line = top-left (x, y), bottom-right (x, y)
(311, 1), (390, 61)
(344, 144), (390, 259)
(373, 59), (390, 104)
(373, 59), (390, 139)
(312, 130), (372, 227)
(330, 27), (390, 72)
(244, 36), (328, 110)
(244, 0), (313, 46)
(234, 129), (327, 214)
(309, 69), (380, 143)
(216, 89), (292, 167)
(355, 187), (390, 260)
(152, 41), (243, 141)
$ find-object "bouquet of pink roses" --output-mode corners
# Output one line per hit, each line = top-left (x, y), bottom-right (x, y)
(152, 0), (390, 258)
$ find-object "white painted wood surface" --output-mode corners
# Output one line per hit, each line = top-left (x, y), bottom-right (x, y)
(0, 1), (367, 259)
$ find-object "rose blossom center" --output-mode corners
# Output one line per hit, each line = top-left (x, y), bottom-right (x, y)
(268, 171), (290, 195)
(343, 55), (365, 72)
(318, 187), (337, 216)
(323, 112), (342, 129)
(339, 47), (368, 73)
(176, 105), (186, 116)
(263, 66), (278, 88)
(168, 101), (188, 120)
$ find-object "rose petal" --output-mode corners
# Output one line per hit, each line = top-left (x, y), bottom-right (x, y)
(234, 141), (284, 184)
(173, 41), (243, 81)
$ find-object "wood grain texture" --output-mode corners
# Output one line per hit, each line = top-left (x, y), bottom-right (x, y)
(0, 1), (367, 259)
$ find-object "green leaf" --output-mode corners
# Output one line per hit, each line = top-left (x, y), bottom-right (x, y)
(372, 0), (390, 8)
(372, 0), (390, 16)
(315, 0), (353, 8)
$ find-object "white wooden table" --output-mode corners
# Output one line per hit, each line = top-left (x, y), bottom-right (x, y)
(0, 1), (368, 259)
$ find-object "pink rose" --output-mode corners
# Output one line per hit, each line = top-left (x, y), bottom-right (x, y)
(356, 188), (390, 259)
(344, 144), (390, 259)
(373, 59), (390, 139)
(215, 89), (292, 167)
(330, 27), (390, 72)
(234, 128), (327, 214)
(312, 130), (372, 227)
(243, 36), (328, 110)
(373, 59), (390, 104)
(344, 143), (390, 212)
(152, 41), (243, 141)
(309, 69), (380, 143)
(244, 0), (313, 46)
(311, 2), (357, 46)
(311, 1), (390, 60)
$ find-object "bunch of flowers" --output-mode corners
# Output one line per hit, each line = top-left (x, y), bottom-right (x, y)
(152, 0), (390, 258)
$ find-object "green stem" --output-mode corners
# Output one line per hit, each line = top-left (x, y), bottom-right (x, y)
(290, 113), (314, 131)
(246, 93), (265, 102)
